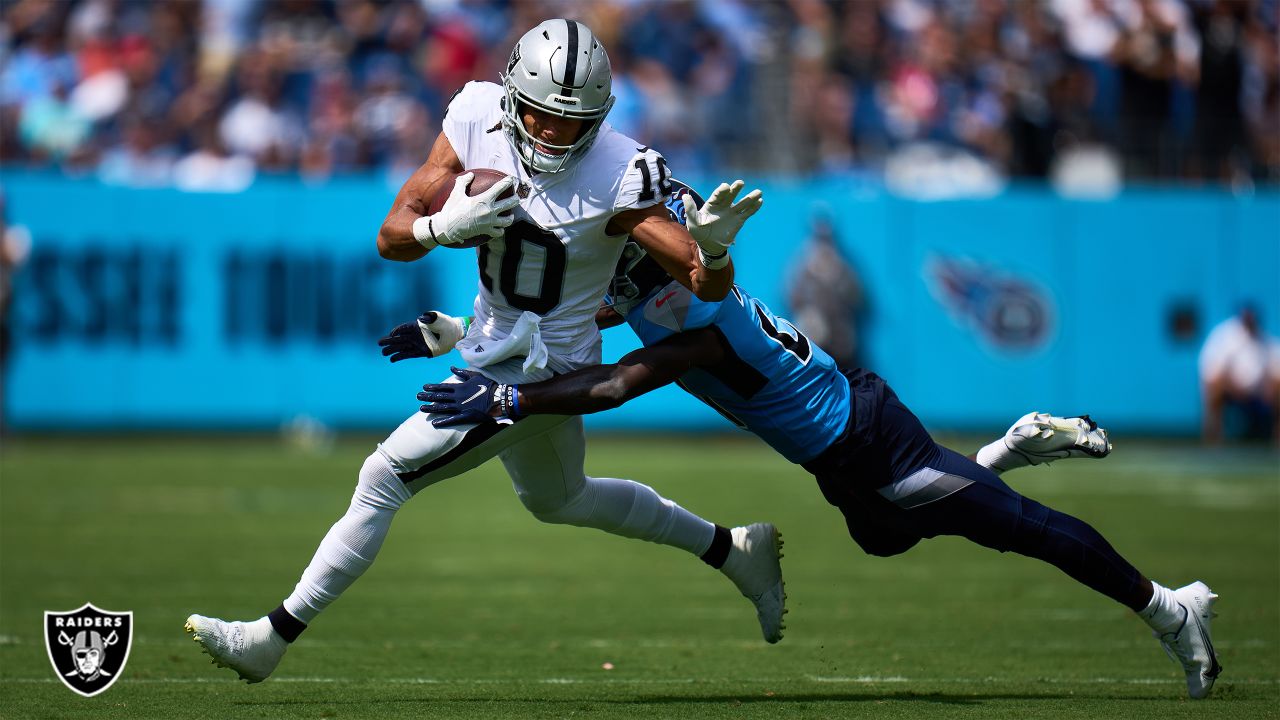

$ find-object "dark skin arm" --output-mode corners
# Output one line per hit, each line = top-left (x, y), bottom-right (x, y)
(607, 205), (733, 302)
(516, 328), (725, 415)
(376, 132), (464, 262)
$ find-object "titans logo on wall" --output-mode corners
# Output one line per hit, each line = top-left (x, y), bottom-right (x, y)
(44, 603), (133, 697)
(926, 255), (1055, 351)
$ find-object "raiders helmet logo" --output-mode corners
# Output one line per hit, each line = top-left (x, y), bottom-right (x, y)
(44, 603), (133, 697)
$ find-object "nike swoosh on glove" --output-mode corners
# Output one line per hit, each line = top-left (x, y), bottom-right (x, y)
(417, 367), (515, 428)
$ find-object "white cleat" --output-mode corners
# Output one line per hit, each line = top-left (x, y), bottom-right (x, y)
(1155, 581), (1222, 700)
(1003, 412), (1112, 465)
(185, 614), (287, 684)
(720, 523), (786, 644)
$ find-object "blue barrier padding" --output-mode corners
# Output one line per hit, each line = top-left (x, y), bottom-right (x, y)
(3, 172), (1276, 433)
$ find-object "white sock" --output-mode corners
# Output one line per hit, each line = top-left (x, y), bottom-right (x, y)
(532, 476), (715, 556)
(282, 452), (411, 623)
(1138, 581), (1186, 635)
(975, 438), (1026, 475)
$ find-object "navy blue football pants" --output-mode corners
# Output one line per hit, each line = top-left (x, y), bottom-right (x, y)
(805, 370), (1151, 612)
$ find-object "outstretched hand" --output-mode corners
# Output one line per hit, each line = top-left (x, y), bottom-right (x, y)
(684, 179), (763, 268)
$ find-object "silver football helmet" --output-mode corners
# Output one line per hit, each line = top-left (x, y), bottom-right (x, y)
(501, 19), (615, 173)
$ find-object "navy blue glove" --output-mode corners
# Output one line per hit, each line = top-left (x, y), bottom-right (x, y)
(417, 367), (520, 428)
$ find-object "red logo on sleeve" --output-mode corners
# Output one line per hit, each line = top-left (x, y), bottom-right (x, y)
(654, 291), (678, 308)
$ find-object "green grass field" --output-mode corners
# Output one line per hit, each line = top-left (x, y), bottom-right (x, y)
(1, 434), (1276, 719)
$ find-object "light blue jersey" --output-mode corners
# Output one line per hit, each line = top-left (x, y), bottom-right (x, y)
(624, 281), (851, 463)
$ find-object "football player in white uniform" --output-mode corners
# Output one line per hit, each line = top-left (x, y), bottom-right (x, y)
(184, 19), (778, 683)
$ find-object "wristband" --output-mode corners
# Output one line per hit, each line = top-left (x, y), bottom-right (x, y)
(497, 384), (521, 418)
(698, 247), (729, 270)
(412, 215), (439, 250)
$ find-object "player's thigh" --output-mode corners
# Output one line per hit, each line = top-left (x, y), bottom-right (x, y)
(899, 447), (1027, 550)
(380, 405), (569, 496)
(497, 416), (587, 514)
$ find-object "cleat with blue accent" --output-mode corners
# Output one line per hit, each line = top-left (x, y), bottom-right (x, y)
(720, 523), (786, 644)
(1155, 581), (1222, 699)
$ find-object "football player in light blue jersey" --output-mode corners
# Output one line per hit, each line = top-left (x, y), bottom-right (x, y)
(406, 180), (1222, 700)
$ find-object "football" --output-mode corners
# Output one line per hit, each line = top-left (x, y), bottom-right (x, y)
(427, 168), (515, 248)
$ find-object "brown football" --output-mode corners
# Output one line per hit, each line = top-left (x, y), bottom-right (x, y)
(426, 168), (514, 248)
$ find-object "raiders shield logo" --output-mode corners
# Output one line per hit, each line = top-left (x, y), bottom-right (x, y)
(44, 603), (133, 697)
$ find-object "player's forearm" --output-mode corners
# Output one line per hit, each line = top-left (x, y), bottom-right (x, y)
(377, 209), (432, 262)
(378, 133), (462, 261)
(516, 340), (702, 416)
(688, 259), (733, 302)
(517, 365), (637, 415)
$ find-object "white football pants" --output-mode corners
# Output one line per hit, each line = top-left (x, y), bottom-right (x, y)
(281, 365), (717, 624)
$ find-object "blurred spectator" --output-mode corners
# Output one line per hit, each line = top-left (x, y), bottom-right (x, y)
(1113, 0), (1197, 179)
(98, 113), (177, 187)
(1188, 0), (1248, 182)
(173, 120), (255, 192)
(1199, 306), (1280, 444)
(785, 212), (866, 369)
(0, 191), (32, 434)
(0, 0), (1275, 182)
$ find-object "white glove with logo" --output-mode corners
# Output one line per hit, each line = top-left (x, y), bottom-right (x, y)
(414, 173), (519, 249)
(683, 179), (763, 270)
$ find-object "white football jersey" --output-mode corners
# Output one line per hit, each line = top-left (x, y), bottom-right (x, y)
(441, 81), (671, 374)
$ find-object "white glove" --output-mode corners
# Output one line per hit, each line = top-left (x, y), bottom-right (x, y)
(417, 311), (470, 357)
(683, 179), (763, 270)
(414, 173), (519, 249)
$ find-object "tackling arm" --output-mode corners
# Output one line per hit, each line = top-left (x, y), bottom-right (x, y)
(518, 328), (725, 415)
(376, 132), (464, 262)
(608, 205), (733, 301)
(416, 329), (725, 426)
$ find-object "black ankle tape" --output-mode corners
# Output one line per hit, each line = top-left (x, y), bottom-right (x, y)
(267, 605), (307, 643)
(700, 525), (733, 569)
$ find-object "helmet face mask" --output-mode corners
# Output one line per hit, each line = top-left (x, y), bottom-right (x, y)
(607, 180), (705, 316)
(501, 20), (615, 173)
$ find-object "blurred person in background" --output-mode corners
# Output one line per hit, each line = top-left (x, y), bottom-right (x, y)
(785, 211), (866, 370)
(1113, 0), (1197, 179)
(0, 192), (32, 436)
(97, 111), (177, 187)
(1199, 305), (1280, 444)
(1188, 0), (1249, 183)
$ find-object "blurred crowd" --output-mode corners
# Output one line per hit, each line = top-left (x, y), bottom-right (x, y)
(1, 0), (1277, 190)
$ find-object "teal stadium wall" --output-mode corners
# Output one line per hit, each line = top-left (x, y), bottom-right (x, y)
(3, 172), (1277, 434)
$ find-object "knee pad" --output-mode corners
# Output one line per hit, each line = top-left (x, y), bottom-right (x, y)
(355, 452), (412, 512)
(529, 477), (615, 527)
(530, 477), (668, 544)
